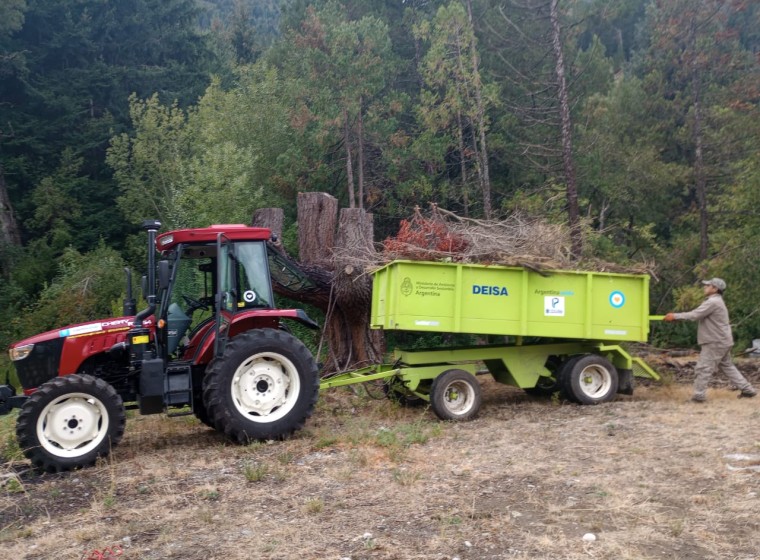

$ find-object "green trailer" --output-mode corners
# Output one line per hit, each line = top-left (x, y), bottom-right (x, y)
(321, 260), (660, 420)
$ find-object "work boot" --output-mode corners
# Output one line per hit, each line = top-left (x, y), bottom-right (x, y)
(738, 389), (757, 399)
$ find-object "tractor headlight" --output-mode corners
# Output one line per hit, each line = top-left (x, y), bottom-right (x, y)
(9, 343), (34, 361)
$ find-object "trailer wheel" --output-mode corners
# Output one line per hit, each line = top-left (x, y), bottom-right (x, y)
(563, 355), (618, 405)
(203, 329), (319, 443)
(16, 374), (125, 473)
(430, 369), (482, 421)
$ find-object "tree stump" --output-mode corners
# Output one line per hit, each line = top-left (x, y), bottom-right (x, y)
(252, 194), (384, 373)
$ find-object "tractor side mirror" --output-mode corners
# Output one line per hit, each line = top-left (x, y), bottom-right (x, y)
(158, 260), (171, 292)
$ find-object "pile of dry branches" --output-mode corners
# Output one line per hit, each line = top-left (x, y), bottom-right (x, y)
(334, 205), (655, 276)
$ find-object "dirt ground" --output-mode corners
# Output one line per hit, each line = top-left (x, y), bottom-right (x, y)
(1, 353), (760, 560)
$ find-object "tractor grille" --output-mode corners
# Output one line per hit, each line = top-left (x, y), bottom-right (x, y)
(14, 338), (64, 390)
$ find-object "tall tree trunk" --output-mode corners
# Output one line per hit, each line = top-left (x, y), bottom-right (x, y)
(252, 207), (283, 249)
(298, 192), (338, 268)
(465, 0), (492, 219)
(330, 208), (384, 370)
(689, 23), (709, 261)
(694, 94), (708, 261)
(550, 0), (582, 258)
(357, 95), (365, 210)
(456, 109), (470, 217)
(0, 165), (21, 248)
(343, 106), (356, 209)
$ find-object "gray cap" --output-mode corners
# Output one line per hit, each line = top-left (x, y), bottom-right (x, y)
(702, 278), (726, 291)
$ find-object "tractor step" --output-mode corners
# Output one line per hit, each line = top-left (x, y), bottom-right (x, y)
(165, 362), (193, 407)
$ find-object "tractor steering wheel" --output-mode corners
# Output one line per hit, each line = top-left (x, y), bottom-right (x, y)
(182, 295), (209, 314)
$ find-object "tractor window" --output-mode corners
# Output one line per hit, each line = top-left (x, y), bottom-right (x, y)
(162, 251), (214, 355)
(233, 241), (273, 309)
(171, 256), (212, 309)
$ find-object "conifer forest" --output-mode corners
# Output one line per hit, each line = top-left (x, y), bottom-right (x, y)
(1, 0), (759, 359)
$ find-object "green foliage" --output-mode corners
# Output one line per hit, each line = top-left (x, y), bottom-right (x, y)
(108, 94), (193, 228)
(577, 76), (687, 250)
(108, 66), (307, 229)
(413, 1), (495, 215)
(12, 243), (126, 340)
(276, 2), (395, 208)
(0, 0), (26, 39)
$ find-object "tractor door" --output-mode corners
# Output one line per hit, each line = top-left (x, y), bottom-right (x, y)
(214, 233), (236, 357)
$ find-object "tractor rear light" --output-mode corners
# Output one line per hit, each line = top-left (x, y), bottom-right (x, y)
(9, 343), (34, 361)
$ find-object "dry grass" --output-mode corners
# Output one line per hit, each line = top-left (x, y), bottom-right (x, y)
(2, 356), (760, 559)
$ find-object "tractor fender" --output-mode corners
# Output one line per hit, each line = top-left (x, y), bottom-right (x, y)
(189, 309), (320, 366)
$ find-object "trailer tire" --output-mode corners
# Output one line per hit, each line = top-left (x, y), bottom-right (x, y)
(16, 374), (125, 473)
(562, 355), (618, 405)
(202, 329), (319, 443)
(556, 355), (583, 402)
(430, 369), (481, 421)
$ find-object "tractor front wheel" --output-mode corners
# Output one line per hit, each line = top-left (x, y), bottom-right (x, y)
(16, 374), (126, 473)
(202, 329), (319, 443)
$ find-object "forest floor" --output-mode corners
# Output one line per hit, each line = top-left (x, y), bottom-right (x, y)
(1, 351), (760, 560)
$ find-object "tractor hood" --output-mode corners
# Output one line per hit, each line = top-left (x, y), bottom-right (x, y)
(8, 315), (155, 392)
(9, 316), (154, 350)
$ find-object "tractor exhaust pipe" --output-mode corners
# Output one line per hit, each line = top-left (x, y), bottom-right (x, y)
(133, 220), (162, 328)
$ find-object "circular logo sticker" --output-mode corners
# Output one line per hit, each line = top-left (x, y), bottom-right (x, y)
(609, 291), (625, 308)
(243, 290), (256, 303)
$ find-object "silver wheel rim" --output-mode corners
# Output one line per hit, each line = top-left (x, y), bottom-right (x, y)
(35, 392), (110, 458)
(231, 352), (301, 423)
(578, 364), (613, 399)
(441, 380), (476, 416)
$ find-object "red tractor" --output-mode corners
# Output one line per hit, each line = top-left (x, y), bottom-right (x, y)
(2, 220), (320, 472)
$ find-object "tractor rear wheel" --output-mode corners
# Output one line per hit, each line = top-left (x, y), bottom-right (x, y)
(202, 329), (319, 443)
(193, 388), (215, 429)
(16, 374), (125, 473)
(430, 369), (482, 421)
(562, 355), (618, 405)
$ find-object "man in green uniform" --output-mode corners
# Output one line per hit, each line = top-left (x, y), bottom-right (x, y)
(664, 278), (757, 402)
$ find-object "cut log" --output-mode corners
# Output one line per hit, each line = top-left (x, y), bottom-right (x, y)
(297, 192), (338, 267)
(252, 195), (384, 373)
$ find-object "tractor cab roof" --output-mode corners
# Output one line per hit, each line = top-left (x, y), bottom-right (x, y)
(155, 224), (272, 252)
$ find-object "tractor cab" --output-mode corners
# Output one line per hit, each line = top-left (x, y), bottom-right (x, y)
(157, 230), (275, 358)
(134, 223), (284, 363)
